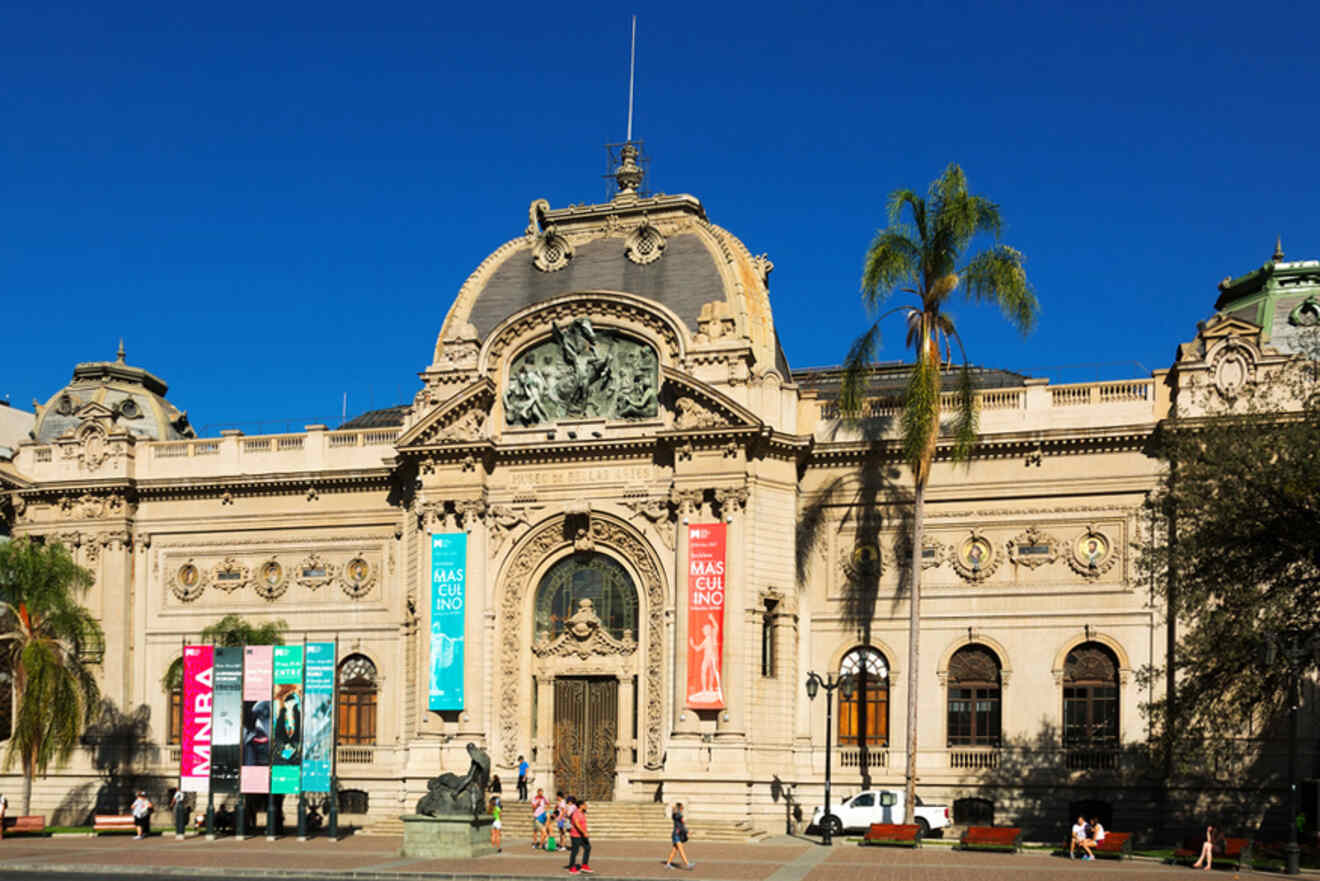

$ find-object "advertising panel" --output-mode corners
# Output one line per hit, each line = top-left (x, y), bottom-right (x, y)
(211, 646), (243, 794)
(428, 533), (467, 711)
(180, 645), (214, 793)
(301, 641), (335, 793)
(241, 645), (272, 794)
(685, 523), (727, 710)
(271, 645), (304, 794)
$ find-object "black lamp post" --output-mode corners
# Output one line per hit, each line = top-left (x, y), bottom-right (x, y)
(806, 671), (855, 846)
(1262, 632), (1320, 876)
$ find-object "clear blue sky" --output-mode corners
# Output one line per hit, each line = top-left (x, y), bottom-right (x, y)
(4, 0), (1317, 434)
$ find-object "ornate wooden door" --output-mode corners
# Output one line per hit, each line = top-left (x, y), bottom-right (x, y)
(554, 677), (618, 801)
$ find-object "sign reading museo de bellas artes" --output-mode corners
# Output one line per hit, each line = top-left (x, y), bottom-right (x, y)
(429, 533), (466, 711)
(685, 523), (727, 710)
(180, 645), (214, 793)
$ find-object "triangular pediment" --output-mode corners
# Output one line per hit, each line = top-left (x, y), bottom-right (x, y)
(395, 377), (495, 449)
(1199, 314), (1262, 341)
(660, 366), (763, 432)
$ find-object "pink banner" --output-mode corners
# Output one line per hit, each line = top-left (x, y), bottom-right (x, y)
(181, 645), (214, 793)
(241, 646), (272, 794)
(685, 524), (727, 710)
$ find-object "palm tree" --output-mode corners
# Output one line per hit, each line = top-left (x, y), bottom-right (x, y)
(0, 538), (104, 814)
(840, 163), (1037, 822)
(164, 614), (288, 692)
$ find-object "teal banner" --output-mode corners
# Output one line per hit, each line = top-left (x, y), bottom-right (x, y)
(428, 533), (466, 711)
(301, 641), (335, 793)
(271, 645), (304, 794)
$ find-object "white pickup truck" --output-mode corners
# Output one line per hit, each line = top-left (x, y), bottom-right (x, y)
(809, 788), (951, 837)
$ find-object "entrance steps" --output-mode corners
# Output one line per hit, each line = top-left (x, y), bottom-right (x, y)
(362, 802), (767, 842)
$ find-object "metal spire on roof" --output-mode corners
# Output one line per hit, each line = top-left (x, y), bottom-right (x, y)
(116, 338), (126, 363)
(1273, 235), (1285, 262)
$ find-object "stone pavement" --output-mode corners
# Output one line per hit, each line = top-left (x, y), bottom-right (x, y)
(0, 833), (1225, 880)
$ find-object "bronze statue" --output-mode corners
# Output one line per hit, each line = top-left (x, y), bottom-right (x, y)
(416, 742), (492, 817)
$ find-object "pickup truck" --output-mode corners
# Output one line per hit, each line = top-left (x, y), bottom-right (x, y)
(809, 788), (950, 837)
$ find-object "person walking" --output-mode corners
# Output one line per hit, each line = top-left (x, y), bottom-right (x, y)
(517, 756), (529, 801)
(531, 788), (549, 849)
(490, 796), (503, 853)
(1191, 824), (1222, 871)
(568, 798), (592, 874)
(664, 802), (694, 870)
(131, 790), (154, 840)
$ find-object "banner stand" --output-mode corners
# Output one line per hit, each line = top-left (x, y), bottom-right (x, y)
(328, 634), (340, 841)
(206, 790), (215, 840)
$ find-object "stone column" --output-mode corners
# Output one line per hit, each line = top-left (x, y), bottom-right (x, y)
(670, 490), (702, 737)
(616, 675), (635, 769)
(535, 675), (556, 790)
(715, 490), (747, 739)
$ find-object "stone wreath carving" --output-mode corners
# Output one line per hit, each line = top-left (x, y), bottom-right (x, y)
(211, 556), (251, 592)
(894, 535), (945, 570)
(1006, 526), (1060, 569)
(295, 552), (337, 590)
(1067, 525), (1118, 578)
(499, 515), (665, 770)
(950, 530), (1001, 582)
(254, 559), (288, 601)
(1211, 340), (1255, 402)
(839, 539), (883, 582)
(169, 560), (206, 602)
(340, 556), (376, 599)
(625, 223), (665, 265)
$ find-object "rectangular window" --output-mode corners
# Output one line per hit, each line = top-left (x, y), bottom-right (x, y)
(169, 689), (183, 745)
(760, 599), (778, 678)
(948, 686), (1001, 746)
(1063, 685), (1118, 746)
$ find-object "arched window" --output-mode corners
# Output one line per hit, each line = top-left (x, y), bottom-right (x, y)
(165, 657), (184, 745)
(337, 654), (377, 746)
(534, 553), (638, 640)
(1063, 642), (1119, 747)
(947, 644), (1002, 747)
(837, 647), (888, 746)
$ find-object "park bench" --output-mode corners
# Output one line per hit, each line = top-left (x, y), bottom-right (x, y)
(960, 826), (1022, 853)
(1061, 831), (1133, 859)
(1, 815), (47, 836)
(94, 815), (138, 835)
(862, 823), (922, 847)
(1170, 835), (1253, 868)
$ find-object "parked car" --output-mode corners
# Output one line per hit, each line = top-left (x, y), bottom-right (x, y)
(809, 789), (950, 837)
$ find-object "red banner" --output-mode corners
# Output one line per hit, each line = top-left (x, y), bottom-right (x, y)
(181, 645), (214, 793)
(685, 523), (727, 709)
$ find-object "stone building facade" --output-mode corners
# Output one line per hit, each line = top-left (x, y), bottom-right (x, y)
(2, 161), (1318, 834)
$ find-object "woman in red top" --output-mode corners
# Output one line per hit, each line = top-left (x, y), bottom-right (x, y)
(568, 798), (592, 874)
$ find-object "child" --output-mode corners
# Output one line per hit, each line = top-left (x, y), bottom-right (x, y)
(490, 797), (503, 853)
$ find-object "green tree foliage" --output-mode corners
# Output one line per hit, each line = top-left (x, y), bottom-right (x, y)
(164, 614), (289, 692)
(841, 163), (1037, 820)
(0, 538), (103, 814)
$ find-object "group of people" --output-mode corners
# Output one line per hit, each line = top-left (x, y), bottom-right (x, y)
(1069, 815), (1107, 859)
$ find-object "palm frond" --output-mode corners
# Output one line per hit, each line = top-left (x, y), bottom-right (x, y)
(840, 320), (884, 418)
(961, 245), (1038, 334)
(900, 343), (941, 476)
(948, 352), (979, 462)
(860, 230), (921, 307)
(886, 189), (927, 243)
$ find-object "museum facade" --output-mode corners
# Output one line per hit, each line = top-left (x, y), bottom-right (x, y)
(3, 155), (1318, 834)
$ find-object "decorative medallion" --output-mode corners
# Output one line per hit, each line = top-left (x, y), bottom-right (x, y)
(895, 535), (944, 569)
(531, 229), (573, 273)
(169, 560), (205, 602)
(951, 530), (1000, 582)
(254, 559), (288, 601)
(1068, 526), (1117, 578)
(625, 223), (666, 265)
(295, 552), (337, 590)
(1289, 295), (1320, 327)
(211, 556), (251, 592)
(839, 540), (883, 582)
(1006, 526), (1060, 569)
(1212, 343), (1254, 401)
(340, 556), (375, 598)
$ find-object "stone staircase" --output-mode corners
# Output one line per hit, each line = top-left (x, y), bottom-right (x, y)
(362, 802), (767, 842)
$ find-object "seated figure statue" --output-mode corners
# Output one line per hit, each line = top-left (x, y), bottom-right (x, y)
(415, 742), (492, 817)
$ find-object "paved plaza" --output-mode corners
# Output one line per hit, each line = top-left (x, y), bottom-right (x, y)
(0, 833), (1263, 880)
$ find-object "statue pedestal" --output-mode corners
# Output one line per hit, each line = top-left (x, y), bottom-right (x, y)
(400, 814), (496, 859)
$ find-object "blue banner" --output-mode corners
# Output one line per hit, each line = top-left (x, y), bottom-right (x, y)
(301, 641), (335, 793)
(428, 533), (466, 711)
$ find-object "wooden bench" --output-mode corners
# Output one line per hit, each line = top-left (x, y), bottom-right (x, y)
(960, 826), (1022, 853)
(1170, 836), (1253, 868)
(1, 816), (46, 836)
(862, 823), (922, 847)
(94, 815), (138, 835)
(1062, 831), (1133, 859)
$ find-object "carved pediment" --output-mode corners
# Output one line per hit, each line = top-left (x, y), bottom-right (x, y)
(659, 367), (762, 433)
(532, 599), (638, 660)
(395, 377), (494, 449)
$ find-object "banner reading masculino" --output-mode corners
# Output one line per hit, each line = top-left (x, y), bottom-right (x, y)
(180, 645), (214, 793)
(301, 641), (335, 793)
(428, 533), (466, 711)
(211, 646), (243, 794)
(271, 645), (304, 794)
(685, 523), (727, 710)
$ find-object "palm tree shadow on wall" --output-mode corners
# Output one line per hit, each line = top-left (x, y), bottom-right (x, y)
(52, 699), (159, 825)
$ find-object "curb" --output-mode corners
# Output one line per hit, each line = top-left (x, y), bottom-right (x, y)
(0, 867), (604, 881)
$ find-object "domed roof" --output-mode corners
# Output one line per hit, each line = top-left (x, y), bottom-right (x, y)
(436, 159), (789, 377)
(31, 344), (195, 444)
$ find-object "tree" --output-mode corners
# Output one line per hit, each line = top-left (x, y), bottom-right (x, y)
(840, 163), (1037, 821)
(164, 614), (288, 692)
(0, 538), (104, 814)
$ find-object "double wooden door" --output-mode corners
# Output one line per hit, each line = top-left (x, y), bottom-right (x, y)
(554, 677), (617, 802)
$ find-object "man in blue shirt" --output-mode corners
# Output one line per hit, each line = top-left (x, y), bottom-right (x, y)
(517, 755), (529, 801)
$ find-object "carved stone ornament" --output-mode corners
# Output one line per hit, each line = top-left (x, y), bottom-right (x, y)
(487, 505), (530, 556)
(340, 555), (376, 598)
(673, 396), (724, 430)
(625, 223), (666, 265)
(435, 408), (487, 443)
(920, 537), (945, 569)
(211, 556), (251, 592)
(628, 498), (674, 550)
(254, 559), (288, 601)
(839, 539), (883, 582)
(169, 560), (206, 602)
(295, 553), (337, 590)
(531, 228), (573, 272)
(1289, 295), (1320, 327)
(59, 493), (110, 520)
(1067, 526), (1118, 578)
(500, 515), (665, 770)
(532, 599), (638, 660)
(950, 530), (1001, 582)
(695, 301), (737, 343)
(504, 319), (658, 425)
(1212, 342), (1254, 401)
(1006, 526), (1060, 569)
(77, 424), (110, 472)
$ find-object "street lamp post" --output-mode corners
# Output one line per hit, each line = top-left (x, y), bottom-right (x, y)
(1262, 632), (1320, 877)
(806, 671), (855, 846)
